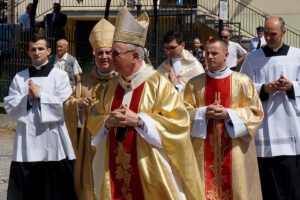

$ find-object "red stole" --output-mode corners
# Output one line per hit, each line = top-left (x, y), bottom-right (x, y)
(109, 83), (145, 200)
(204, 74), (233, 200)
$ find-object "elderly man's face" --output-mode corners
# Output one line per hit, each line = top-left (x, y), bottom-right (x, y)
(94, 47), (113, 74)
(56, 40), (68, 58)
(110, 42), (135, 77)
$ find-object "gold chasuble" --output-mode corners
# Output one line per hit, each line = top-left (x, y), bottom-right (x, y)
(64, 66), (117, 200)
(184, 71), (264, 200)
(88, 65), (201, 200)
(157, 49), (204, 94)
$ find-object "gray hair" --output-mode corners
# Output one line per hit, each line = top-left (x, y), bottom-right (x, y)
(278, 17), (285, 32)
(125, 43), (145, 61)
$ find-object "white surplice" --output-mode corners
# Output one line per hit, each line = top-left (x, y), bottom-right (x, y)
(4, 67), (75, 162)
(241, 46), (300, 157)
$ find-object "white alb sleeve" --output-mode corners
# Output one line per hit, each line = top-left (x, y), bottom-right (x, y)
(135, 113), (163, 148)
(224, 108), (247, 138)
(91, 119), (109, 147)
(191, 107), (208, 138)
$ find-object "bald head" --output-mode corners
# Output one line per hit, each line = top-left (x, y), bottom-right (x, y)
(57, 39), (69, 47)
(264, 16), (286, 49)
(220, 30), (231, 44)
(56, 39), (69, 58)
(265, 16), (285, 32)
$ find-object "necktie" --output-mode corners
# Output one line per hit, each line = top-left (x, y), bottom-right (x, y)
(256, 38), (261, 49)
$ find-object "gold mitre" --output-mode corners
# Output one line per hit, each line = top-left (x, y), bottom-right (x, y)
(113, 7), (149, 47)
(89, 18), (115, 50)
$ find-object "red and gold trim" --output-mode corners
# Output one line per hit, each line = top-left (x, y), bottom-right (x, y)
(109, 83), (145, 200)
(204, 74), (233, 200)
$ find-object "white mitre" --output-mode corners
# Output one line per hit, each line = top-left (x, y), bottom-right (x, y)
(113, 7), (149, 47)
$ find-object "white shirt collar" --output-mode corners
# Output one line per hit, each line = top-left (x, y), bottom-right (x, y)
(207, 66), (233, 79)
(56, 52), (68, 61)
(124, 60), (146, 80)
(272, 44), (283, 52)
(171, 58), (182, 75)
(32, 60), (49, 70)
(97, 69), (115, 77)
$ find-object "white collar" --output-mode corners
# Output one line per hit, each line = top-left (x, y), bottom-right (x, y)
(97, 69), (114, 77)
(32, 61), (49, 70)
(271, 44), (283, 52)
(171, 57), (182, 62)
(124, 60), (146, 80)
(56, 52), (68, 61)
(207, 66), (233, 79)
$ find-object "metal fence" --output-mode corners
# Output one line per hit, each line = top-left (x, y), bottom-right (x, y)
(2, 0), (300, 101)
(0, 0), (7, 23)
(0, 4), (199, 101)
(197, 0), (300, 48)
(0, 24), (96, 101)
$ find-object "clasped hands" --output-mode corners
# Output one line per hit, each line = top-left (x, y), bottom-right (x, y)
(206, 101), (229, 119)
(264, 75), (293, 94)
(105, 105), (139, 129)
(168, 67), (180, 86)
(28, 80), (40, 100)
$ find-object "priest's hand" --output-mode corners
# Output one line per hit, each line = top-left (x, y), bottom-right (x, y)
(28, 87), (33, 100)
(28, 80), (40, 100)
(105, 105), (140, 129)
(275, 75), (293, 91)
(78, 96), (95, 108)
(168, 67), (180, 86)
(264, 81), (277, 94)
(119, 105), (139, 127)
(206, 101), (229, 119)
(105, 107), (127, 129)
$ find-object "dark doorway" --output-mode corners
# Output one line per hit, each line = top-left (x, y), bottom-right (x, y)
(76, 20), (98, 71)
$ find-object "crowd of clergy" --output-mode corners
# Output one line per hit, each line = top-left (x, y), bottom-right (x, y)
(3, 6), (300, 200)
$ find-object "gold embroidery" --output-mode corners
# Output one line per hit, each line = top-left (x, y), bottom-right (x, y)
(92, 72), (117, 103)
(207, 92), (232, 200)
(113, 8), (149, 47)
(115, 143), (133, 200)
(114, 32), (146, 47)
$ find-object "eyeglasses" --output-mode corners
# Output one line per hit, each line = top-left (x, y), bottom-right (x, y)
(111, 50), (135, 57)
(96, 51), (112, 56)
(164, 45), (179, 51)
(220, 36), (229, 39)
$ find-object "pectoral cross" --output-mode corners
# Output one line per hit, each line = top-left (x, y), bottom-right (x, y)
(215, 92), (221, 104)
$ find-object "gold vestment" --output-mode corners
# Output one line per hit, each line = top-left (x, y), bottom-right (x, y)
(184, 72), (264, 200)
(88, 65), (201, 200)
(64, 66), (117, 200)
(157, 49), (204, 94)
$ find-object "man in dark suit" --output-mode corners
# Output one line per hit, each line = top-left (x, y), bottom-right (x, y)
(44, 3), (67, 41)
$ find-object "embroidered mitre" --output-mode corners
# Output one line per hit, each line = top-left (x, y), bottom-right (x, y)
(89, 18), (115, 50)
(113, 7), (149, 47)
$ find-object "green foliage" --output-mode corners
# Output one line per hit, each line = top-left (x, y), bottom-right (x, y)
(81, 64), (94, 75)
